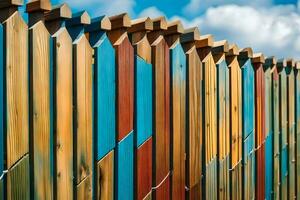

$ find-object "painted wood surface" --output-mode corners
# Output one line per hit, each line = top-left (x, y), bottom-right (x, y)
(150, 35), (170, 194)
(295, 68), (300, 199)
(153, 176), (170, 200)
(134, 55), (153, 147)
(6, 155), (30, 200)
(241, 59), (255, 200)
(4, 11), (29, 169)
(136, 138), (152, 200)
(264, 65), (273, 200)
(52, 27), (73, 200)
(185, 46), (202, 200)
(254, 63), (266, 200)
(29, 21), (53, 200)
(96, 150), (114, 200)
(197, 48), (218, 200)
(113, 35), (134, 142)
(228, 56), (243, 200)
(216, 58), (230, 200)
(89, 32), (116, 160)
(115, 132), (134, 200)
(73, 33), (93, 198)
(76, 175), (92, 200)
(170, 42), (186, 200)
(286, 65), (296, 199)
(278, 67), (288, 200)
(272, 67), (280, 200)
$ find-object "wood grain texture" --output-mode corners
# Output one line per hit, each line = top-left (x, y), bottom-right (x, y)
(170, 42), (186, 200)
(97, 150), (114, 200)
(6, 155), (30, 200)
(185, 46), (202, 199)
(114, 34), (134, 142)
(136, 138), (152, 200)
(134, 55), (153, 146)
(153, 175), (170, 200)
(286, 66), (296, 199)
(218, 156), (230, 200)
(116, 132), (134, 200)
(76, 175), (92, 200)
(4, 11), (29, 168)
(295, 69), (300, 199)
(53, 27), (73, 200)
(0, 22), (4, 200)
(89, 32), (116, 161)
(29, 21), (53, 200)
(151, 36), (170, 187)
(73, 34), (93, 186)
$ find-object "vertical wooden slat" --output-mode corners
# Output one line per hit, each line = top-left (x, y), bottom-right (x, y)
(0, 20), (4, 200)
(294, 63), (300, 199)
(148, 16), (170, 199)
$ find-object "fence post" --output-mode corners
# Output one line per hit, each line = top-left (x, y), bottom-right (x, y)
(0, 1), (30, 199)
(180, 27), (202, 200)
(239, 48), (255, 200)
(211, 40), (230, 200)
(196, 34), (218, 200)
(164, 20), (186, 200)
(294, 61), (300, 199)
(252, 53), (266, 200)
(128, 17), (153, 200)
(26, 1), (54, 199)
(225, 44), (243, 200)
(85, 16), (115, 200)
(44, 4), (73, 200)
(147, 16), (171, 200)
(107, 13), (134, 200)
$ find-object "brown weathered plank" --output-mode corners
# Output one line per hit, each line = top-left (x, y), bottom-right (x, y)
(6, 155), (30, 200)
(76, 175), (92, 200)
(53, 28), (73, 200)
(97, 150), (114, 200)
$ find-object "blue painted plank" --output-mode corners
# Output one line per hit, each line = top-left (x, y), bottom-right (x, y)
(115, 132), (134, 200)
(89, 32), (116, 161)
(241, 59), (255, 139)
(134, 56), (152, 147)
(0, 23), (3, 200)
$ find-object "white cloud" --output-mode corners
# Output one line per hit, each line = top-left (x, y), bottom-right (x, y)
(138, 6), (165, 18)
(176, 4), (300, 59)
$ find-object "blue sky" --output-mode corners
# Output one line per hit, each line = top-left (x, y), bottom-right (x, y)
(21, 0), (300, 59)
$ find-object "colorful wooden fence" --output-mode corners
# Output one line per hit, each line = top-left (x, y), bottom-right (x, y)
(1, 0), (300, 200)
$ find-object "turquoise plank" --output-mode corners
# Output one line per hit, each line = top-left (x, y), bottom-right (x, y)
(281, 146), (288, 180)
(241, 59), (255, 139)
(89, 31), (116, 161)
(134, 56), (152, 147)
(0, 23), (3, 200)
(265, 133), (273, 200)
(115, 132), (134, 200)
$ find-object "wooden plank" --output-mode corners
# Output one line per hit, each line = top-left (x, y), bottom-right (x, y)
(218, 156), (230, 200)
(0, 22), (3, 200)
(6, 155), (30, 200)
(185, 46), (202, 199)
(96, 150), (114, 200)
(115, 132), (134, 200)
(76, 175), (92, 200)
(52, 27), (73, 200)
(169, 41), (186, 200)
(29, 21), (53, 200)
(3, 11), (29, 168)
(150, 35), (170, 190)
(281, 146), (288, 200)
(153, 175), (170, 200)
(88, 30), (116, 160)
(295, 68), (300, 199)
(136, 138), (152, 200)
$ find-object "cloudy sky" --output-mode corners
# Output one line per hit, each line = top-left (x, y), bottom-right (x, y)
(23, 0), (300, 59)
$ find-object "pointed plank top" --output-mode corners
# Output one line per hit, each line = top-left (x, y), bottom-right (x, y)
(0, 0), (23, 8)
(287, 58), (295, 68)
(85, 15), (111, 32)
(65, 11), (91, 27)
(195, 34), (214, 48)
(44, 3), (72, 21)
(265, 56), (277, 66)
(164, 20), (184, 35)
(238, 47), (253, 59)
(109, 13), (131, 29)
(128, 17), (153, 33)
(252, 53), (265, 64)
(211, 40), (229, 54)
(26, 0), (51, 12)
(152, 16), (168, 30)
(226, 44), (239, 56)
(180, 27), (200, 43)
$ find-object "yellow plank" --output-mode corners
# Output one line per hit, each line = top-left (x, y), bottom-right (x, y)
(53, 27), (73, 200)
(76, 175), (92, 200)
